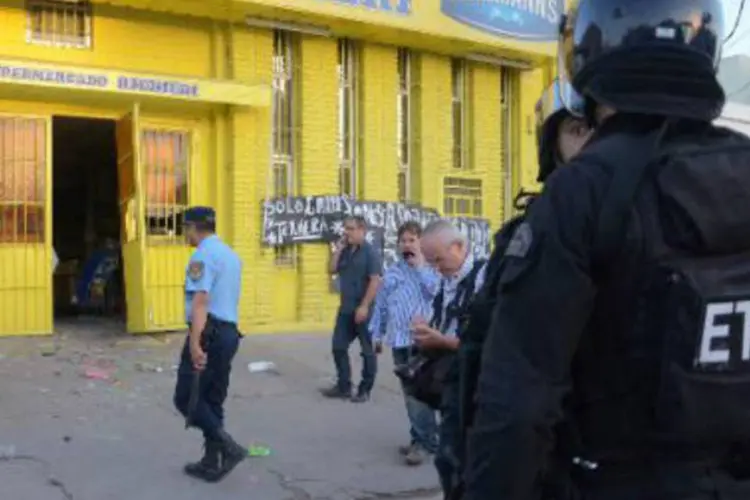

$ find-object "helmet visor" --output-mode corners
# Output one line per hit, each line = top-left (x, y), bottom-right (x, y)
(557, 1), (586, 116)
(535, 79), (583, 139)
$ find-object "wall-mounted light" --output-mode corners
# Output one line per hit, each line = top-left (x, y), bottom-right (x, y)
(245, 16), (332, 37)
(464, 52), (533, 70)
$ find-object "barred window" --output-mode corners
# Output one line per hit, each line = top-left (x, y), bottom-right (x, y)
(443, 177), (482, 217)
(142, 130), (190, 242)
(26, 0), (92, 49)
(338, 39), (359, 197)
(0, 118), (46, 244)
(451, 59), (468, 170)
(271, 30), (298, 264)
(397, 48), (412, 203)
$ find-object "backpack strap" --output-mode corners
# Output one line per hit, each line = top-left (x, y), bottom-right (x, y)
(592, 123), (669, 274)
(430, 259), (486, 332)
(429, 282), (445, 330)
(557, 123), (670, 471)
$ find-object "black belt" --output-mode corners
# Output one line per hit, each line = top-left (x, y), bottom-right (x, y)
(188, 315), (236, 326)
(207, 315), (237, 327)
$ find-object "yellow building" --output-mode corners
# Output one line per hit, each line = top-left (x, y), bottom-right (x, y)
(0, 0), (558, 337)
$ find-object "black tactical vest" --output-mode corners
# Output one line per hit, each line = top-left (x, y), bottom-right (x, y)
(569, 125), (750, 460)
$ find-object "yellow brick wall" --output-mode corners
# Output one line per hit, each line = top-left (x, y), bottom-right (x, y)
(360, 43), (398, 201)
(0, 2), (550, 336)
(412, 55), (507, 229)
(297, 36), (339, 328)
(218, 29), (541, 334)
(414, 53), (451, 210)
(516, 67), (546, 195)
(469, 62), (504, 230)
(228, 26), (274, 332)
(0, 2), (212, 78)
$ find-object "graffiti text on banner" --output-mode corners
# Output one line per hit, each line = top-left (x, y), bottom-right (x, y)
(262, 195), (491, 267)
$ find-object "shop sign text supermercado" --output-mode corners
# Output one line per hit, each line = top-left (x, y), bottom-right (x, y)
(0, 63), (199, 98)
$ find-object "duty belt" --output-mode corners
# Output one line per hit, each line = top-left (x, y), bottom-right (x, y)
(573, 442), (731, 473)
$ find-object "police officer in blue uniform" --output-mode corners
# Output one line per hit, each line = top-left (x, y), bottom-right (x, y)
(463, 0), (750, 498)
(173, 206), (246, 482)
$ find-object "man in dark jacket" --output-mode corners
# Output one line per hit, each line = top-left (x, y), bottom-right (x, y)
(451, 78), (592, 500)
(463, 1), (750, 499)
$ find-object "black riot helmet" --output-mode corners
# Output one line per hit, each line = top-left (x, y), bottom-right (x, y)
(559, 0), (726, 122)
(535, 78), (584, 183)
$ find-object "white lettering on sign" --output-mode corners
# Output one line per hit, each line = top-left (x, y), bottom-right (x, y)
(697, 300), (750, 365)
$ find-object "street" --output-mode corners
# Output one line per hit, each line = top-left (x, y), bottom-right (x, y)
(0, 319), (441, 500)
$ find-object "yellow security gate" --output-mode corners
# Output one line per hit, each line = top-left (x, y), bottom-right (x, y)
(117, 105), (192, 333)
(141, 126), (192, 330)
(116, 105), (150, 333)
(0, 115), (53, 336)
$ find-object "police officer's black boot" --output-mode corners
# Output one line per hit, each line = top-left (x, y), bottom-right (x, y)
(184, 439), (220, 479)
(203, 429), (246, 483)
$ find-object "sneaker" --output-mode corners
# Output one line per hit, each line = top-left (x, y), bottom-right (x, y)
(398, 443), (414, 456)
(350, 391), (370, 403)
(404, 444), (429, 466)
(320, 386), (351, 399)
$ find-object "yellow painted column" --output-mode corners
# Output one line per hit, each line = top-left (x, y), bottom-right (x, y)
(468, 62), (503, 230)
(359, 43), (398, 201)
(228, 26), (274, 332)
(515, 67), (546, 196)
(414, 53), (451, 210)
(298, 35), (340, 326)
(210, 22), (230, 240)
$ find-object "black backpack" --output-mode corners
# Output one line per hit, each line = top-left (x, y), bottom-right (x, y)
(588, 123), (750, 450)
(395, 258), (486, 410)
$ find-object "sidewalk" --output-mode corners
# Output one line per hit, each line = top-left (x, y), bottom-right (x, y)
(0, 322), (442, 499)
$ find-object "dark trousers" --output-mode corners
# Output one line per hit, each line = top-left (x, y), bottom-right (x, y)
(571, 462), (750, 500)
(393, 347), (439, 453)
(435, 381), (460, 498)
(173, 321), (240, 441)
(332, 310), (377, 394)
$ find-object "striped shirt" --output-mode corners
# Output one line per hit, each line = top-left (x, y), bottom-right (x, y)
(433, 253), (487, 338)
(369, 260), (441, 348)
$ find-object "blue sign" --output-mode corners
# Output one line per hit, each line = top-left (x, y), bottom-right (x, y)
(324, 0), (411, 15)
(441, 0), (563, 40)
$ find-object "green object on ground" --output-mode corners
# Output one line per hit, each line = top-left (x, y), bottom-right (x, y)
(247, 445), (271, 457)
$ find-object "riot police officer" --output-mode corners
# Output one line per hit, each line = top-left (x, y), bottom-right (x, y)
(173, 206), (246, 482)
(463, 1), (750, 499)
(452, 78), (592, 499)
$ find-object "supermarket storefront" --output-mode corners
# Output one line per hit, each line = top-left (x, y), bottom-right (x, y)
(0, 0), (558, 336)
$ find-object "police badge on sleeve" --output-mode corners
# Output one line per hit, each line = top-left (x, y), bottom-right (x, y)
(505, 222), (533, 258)
(188, 261), (204, 281)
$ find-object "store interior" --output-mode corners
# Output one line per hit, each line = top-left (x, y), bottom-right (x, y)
(52, 116), (125, 322)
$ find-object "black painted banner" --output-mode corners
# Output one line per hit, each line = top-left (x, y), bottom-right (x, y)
(262, 195), (491, 267)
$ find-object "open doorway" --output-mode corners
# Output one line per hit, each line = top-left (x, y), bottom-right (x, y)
(52, 116), (125, 326)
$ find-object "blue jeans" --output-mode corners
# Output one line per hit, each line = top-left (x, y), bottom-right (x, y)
(435, 380), (460, 497)
(393, 347), (439, 453)
(173, 319), (240, 440)
(332, 310), (377, 394)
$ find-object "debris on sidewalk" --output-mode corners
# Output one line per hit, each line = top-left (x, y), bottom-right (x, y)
(247, 361), (277, 374)
(0, 445), (16, 459)
(39, 344), (58, 357)
(247, 444), (271, 457)
(82, 367), (113, 381)
(134, 362), (163, 373)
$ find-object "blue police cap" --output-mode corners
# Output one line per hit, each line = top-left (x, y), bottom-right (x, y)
(184, 206), (216, 225)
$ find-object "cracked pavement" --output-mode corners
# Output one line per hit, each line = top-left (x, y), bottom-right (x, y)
(0, 319), (441, 500)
